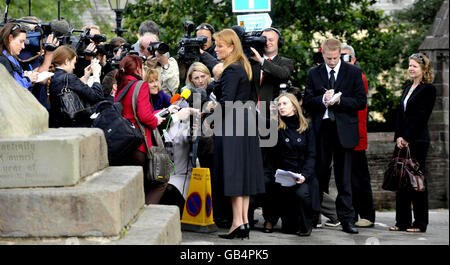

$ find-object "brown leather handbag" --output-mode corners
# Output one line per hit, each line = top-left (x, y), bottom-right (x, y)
(382, 146), (425, 192)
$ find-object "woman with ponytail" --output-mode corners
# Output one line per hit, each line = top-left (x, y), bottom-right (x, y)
(47, 45), (103, 128)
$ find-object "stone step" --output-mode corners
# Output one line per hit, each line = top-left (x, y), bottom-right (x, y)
(0, 128), (109, 188)
(0, 166), (144, 238)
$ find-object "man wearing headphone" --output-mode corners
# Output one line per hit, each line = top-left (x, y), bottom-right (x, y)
(196, 23), (219, 72)
(248, 27), (294, 233)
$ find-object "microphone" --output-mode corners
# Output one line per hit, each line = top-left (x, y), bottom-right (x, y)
(50, 20), (70, 37)
(170, 93), (181, 104)
(176, 88), (191, 108)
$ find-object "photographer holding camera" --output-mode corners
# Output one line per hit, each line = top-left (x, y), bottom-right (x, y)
(132, 20), (160, 56)
(248, 27), (294, 233)
(196, 23), (219, 72)
(14, 17), (61, 109)
(139, 33), (179, 97)
(73, 25), (109, 79)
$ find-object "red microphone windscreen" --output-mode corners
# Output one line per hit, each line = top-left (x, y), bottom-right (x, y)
(170, 94), (181, 104)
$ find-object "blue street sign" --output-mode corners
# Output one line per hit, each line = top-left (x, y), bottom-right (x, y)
(237, 13), (272, 32)
(233, 0), (271, 13)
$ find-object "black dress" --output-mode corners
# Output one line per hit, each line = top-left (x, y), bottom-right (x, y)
(213, 62), (265, 197)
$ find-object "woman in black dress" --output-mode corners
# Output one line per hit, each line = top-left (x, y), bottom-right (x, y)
(212, 29), (265, 239)
(389, 53), (436, 233)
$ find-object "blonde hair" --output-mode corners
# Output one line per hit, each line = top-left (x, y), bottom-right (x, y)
(321, 38), (341, 54)
(410, 53), (434, 84)
(213, 29), (252, 81)
(143, 68), (161, 92)
(186, 62), (211, 87)
(277, 93), (309, 134)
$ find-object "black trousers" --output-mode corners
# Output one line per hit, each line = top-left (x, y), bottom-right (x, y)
(279, 183), (313, 234)
(351, 150), (376, 222)
(316, 120), (355, 224)
(261, 147), (281, 226)
(394, 142), (429, 232)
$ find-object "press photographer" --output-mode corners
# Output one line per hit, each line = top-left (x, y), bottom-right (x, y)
(139, 33), (179, 97)
(73, 25), (108, 79)
(195, 23), (219, 73)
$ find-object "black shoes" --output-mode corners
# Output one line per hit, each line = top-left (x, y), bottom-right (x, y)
(298, 227), (312, 237)
(262, 221), (274, 233)
(342, 222), (359, 234)
(218, 225), (247, 240)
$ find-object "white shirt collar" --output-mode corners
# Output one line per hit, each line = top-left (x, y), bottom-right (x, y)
(325, 59), (342, 77)
(263, 54), (277, 61)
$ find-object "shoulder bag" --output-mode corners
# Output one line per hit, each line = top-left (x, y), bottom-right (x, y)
(131, 81), (172, 184)
(58, 74), (92, 121)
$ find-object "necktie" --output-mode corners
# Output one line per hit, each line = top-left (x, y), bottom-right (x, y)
(258, 58), (272, 109)
(328, 69), (336, 121)
(329, 69), (336, 90)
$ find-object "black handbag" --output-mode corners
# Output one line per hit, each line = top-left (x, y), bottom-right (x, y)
(131, 81), (172, 184)
(91, 80), (144, 165)
(382, 146), (425, 192)
(58, 74), (92, 121)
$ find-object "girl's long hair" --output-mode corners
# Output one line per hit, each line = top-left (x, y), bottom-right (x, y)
(277, 93), (309, 134)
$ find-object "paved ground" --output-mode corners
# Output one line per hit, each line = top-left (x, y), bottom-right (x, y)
(181, 208), (449, 245)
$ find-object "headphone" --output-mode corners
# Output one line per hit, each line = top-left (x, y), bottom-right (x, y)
(195, 23), (215, 41)
(263, 27), (284, 48)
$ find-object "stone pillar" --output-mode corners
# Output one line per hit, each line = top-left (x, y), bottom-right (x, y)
(419, 0), (449, 208)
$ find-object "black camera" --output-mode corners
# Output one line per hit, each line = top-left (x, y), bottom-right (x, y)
(147, 41), (169, 57)
(242, 31), (267, 58)
(72, 28), (107, 57)
(177, 21), (207, 63)
(232, 25), (267, 59)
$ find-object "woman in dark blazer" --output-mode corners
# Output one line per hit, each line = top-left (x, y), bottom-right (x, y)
(47, 46), (103, 128)
(267, 93), (316, 236)
(390, 53), (436, 233)
(212, 29), (265, 239)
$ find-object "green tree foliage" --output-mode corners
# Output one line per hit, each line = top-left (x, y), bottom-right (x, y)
(0, 0), (92, 28)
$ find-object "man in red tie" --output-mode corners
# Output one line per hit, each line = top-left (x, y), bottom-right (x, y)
(248, 27), (294, 233)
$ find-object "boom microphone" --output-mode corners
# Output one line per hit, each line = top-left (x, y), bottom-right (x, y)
(50, 19), (70, 37)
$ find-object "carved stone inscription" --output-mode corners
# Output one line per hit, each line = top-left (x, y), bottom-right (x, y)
(0, 142), (38, 185)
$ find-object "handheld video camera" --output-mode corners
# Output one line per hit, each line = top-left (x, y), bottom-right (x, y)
(177, 21), (207, 63)
(73, 28), (107, 57)
(231, 25), (267, 59)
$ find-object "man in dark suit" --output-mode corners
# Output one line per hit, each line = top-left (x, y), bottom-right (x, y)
(303, 38), (367, 234)
(248, 27), (294, 233)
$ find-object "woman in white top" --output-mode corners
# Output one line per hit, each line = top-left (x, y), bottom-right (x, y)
(390, 53), (436, 233)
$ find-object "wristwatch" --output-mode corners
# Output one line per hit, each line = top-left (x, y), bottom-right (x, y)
(162, 64), (169, 70)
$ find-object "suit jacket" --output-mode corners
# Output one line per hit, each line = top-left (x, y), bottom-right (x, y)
(303, 62), (367, 149)
(250, 55), (294, 106)
(394, 83), (436, 143)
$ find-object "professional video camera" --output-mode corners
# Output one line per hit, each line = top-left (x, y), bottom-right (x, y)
(105, 42), (142, 68)
(231, 26), (267, 59)
(72, 28), (107, 57)
(177, 21), (207, 64)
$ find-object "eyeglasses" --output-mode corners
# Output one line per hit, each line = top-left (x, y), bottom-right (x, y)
(410, 53), (424, 63)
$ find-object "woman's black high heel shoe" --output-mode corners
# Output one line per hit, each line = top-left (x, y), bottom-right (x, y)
(218, 225), (246, 240)
(243, 223), (250, 239)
